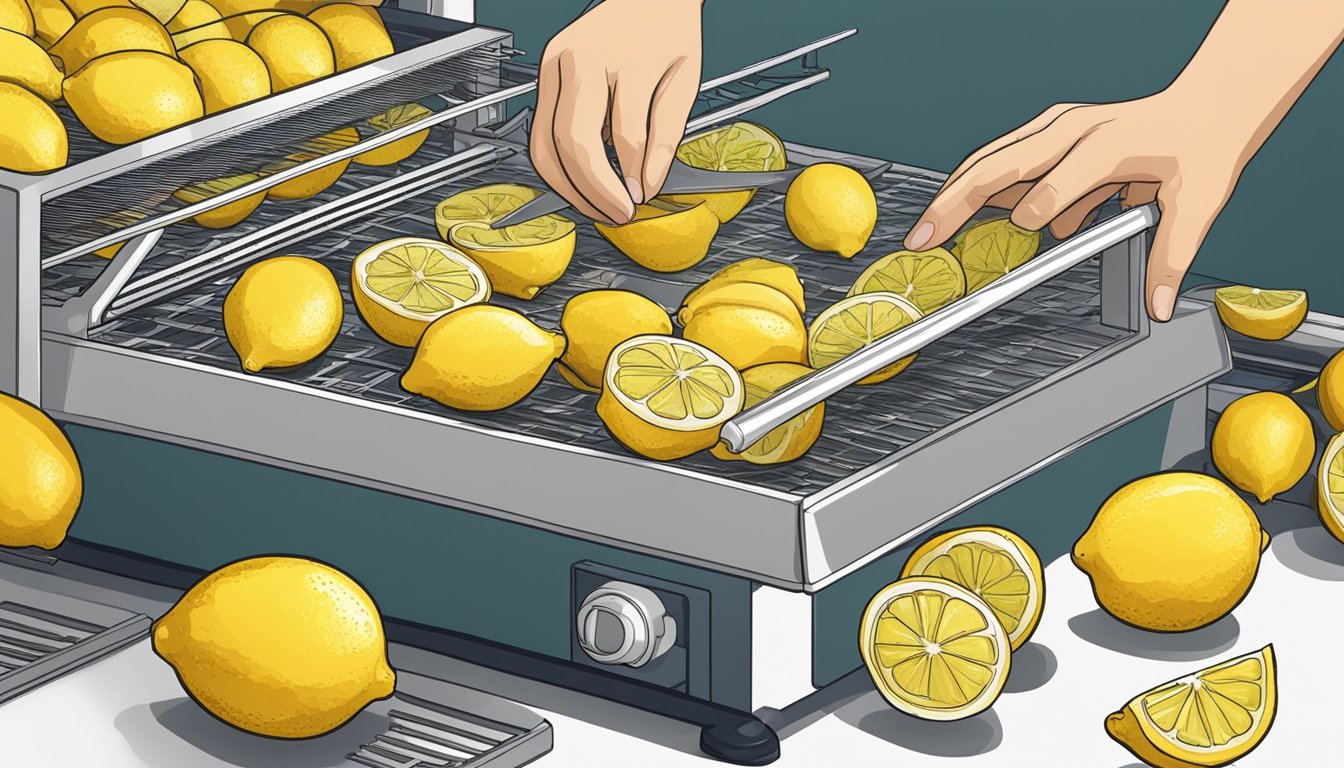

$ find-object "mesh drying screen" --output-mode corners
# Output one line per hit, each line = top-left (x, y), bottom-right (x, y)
(87, 132), (1132, 497)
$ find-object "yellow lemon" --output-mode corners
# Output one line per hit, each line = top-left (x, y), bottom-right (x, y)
(1213, 286), (1307, 340)
(152, 556), (396, 739)
(447, 215), (576, 300)
(710, 362), (823, 464)
(1211, 391), (1314, 503)
(0, 28), (63, 100)
(172, 173), (266, 228)
(663, 121), (786, 223)
(48, 6), (175, 73)
(434, 182), (542, 231)
(859, 577), (1010, 721)
(784, 163), (877, 258)
(60, 0), (132, 17)
(1318, 349), (1344, 431)
(351, 236), (489, 347)
(682, 257), (806, 316)
(901, 526), (1043, 651)
(93, 241), (124, 258)
(401, 304), (566, 412)
(354, 102), (432, 166)
(26, 0), (74, 45)
(223, 255), (342, 372)
(177, 37), (270, 114)
(0, 391), (82, 550)
(558, 290), (672, 392)
(597, 335), (743, 461)
(307, 2), (390, 70)
(166, 0), (220, 32)
(807, 292), (923, 385)
(1107, 645), (1276, 768)
(952, 218), (1042, 292)
(63, 50), (203, 145)
(1319, 432), (1344, 544)
(0, 82), (67, 172)
(677, 280), (800, 327)
(246, 12), (333, 91)
(262, 126), (359, 200)
(1073, 472), (1268, 632)
(0, 0), (33, 36)
(849, 247), (966, 315)
(594, 200), (720, 273)
(682, 284), (808, 371)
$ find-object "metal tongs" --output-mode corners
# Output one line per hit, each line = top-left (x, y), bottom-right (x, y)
(490, 159), (893, 229)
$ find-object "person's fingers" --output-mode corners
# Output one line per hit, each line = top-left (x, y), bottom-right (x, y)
(1010, 146), (1113, 231)
(983, 182), (1034, 211)
(531, 52), (608, 223)
(609, 79), (653, 205)
(1121, 181), (1159, 209)
(553, 52), (636, 224)
(1146, 186), (1228, 322)
(944, 103), (1087, 189)
(1048, 183), (1123, 239)
(641, 56), (700, 198)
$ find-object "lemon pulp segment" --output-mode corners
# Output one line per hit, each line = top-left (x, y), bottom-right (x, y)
(710, 362), (823, 465)
(664, 121), (786, 223)
(354, 102), (432, 166)
(849, 248), (966, 315)
(807, 292), (923, 385)
(1213, 286), (1307, 340)
(953, 218), (1041, 292)
(351, 237), (489, 347)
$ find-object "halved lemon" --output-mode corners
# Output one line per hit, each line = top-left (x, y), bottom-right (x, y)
(173, 173), (266, 229)
(263, 127), (360, 200)
(710, 362), (822, 465)
(1319, 432), (1344, 544)
(596, 335), (744, 461)
(351, 237), (489, 347)
(953, 218), (1042, 292)
(433, 183), (543, 235)
(901, 526), (1043, 651)
(662, 121), (787, 223)
(681, 283), (808, 371)
(447, 215), (576, 300)
(849, 248), (966, 315)
(859, 577), (1010, 721)
(1107, 645), (1276, 768)
(1213, 286), (1307, 340)
(594, 200), (720, 273)
(807, 292), (923, 385)
(680, 257), (805, 316)
(558, 290), (672, 393)
(354, 102), (433, 167)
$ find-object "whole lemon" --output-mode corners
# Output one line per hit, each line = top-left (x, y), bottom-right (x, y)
(0, 28), (64, 101)
(223, 256), (343, 373)
(0, 82), (67, 173)
(681, 283), (808, 371)
(152, 556), (396, 738)
(1211, 391), (1314, 503)
(307, 3), (392, 71)
(246, 13), (334, 91)
(1320, 349), (1344, 432)
(784, 163), (877, 258)
(62, 50), (204, 145)
(1073, 472), (1268, 632)
(558, 290), (672, 392)
(177, 38), (271, 115)
(0, 392), (82, 550)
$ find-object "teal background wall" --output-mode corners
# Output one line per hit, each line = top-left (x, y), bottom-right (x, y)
(478, 0), (1344, 313)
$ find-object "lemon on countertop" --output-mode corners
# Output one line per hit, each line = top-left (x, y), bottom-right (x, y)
(558, 290), (672, 392)
(172, 173), (267, 229)
(784, 163), (877, 259)
(1318, 349), (1344, 431)
(681, 257), (806, 316)
(710, 362), (823, 465)
(953, 218), (1042, 292)
(223, 255), (343, 373)
(47, 7), (175, 73)
(152, 556), (396, 739)
(594, 200), (720, 273)
(0, 391), (82, 550)
(0, 28), (63, 101)
(177, 37), (271, 114)
(1211, 391), (1314, 503)
(1073, 471), (1268, 632)
(0, 82), (66, 172)
(663, 121), (787, 223)
(63, 50), (204, 145)
(401, 304), (566, 412)
(1107, 645), (1276, 768)
(351, 236), (490, 347)
(307, 2), (391, 70)
(849, 248), (966, 315)
(447, 214), (576, 300)
(1213, 286), (1308, 340)
(597, 335), (743, 461)
(681, 282), (808, 371)
(807, 291), (923, 385)
(246, 12), (333, 91)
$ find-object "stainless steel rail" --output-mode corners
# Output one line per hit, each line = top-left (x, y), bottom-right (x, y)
(719, 203), (1162, 452)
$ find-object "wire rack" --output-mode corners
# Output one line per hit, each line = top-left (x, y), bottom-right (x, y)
(80, 127), (1132, 497)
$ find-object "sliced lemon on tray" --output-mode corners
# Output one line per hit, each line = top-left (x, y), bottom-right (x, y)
(351, 237), (490, 347)
(263, 127), (361, 201)
(594, 200), (720, 273)
(448, 215), (576, 300)
(434, 183), (543, 232)
(597, 336), (744, 461)
(849, 248), (966, 315)
(953, 218), (1042, 292)
(1319, 432), (1344, 543)
(710, 362), (823, 465)
(901, 525), (1044, 650)
(1213, 285), (1307, 340)
(682, 257), (806, 316)
(663, 121), (787, 223)
(859, 577), (1010, 721)
(807, 292), (923, 385)
(355, 102), (433, 167)
(173, 173), (267, 229)
(1107, 645), (1276, 768)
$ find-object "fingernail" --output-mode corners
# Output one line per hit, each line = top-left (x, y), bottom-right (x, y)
(1151, 285), (1176, 322)
(624, 176), (644, 205)
(906, 221), (934, 251)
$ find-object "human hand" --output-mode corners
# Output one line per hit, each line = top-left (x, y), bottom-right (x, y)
(530, 0), (704, 225)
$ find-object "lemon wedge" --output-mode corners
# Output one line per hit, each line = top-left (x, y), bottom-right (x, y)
(354, 102), (432, 166)
(859, 577), (1010, 721)
(663, 121), (786, 223)
(1213, 286), (1307, 340)
(849, 248), (966, 315)
(710, 362), (823, 465)
(682, 257), (806, 316)
(597, 335), (743, 461)
(1107, 645), (1276, 768)
(1318, 432), (1344, 544)
(558, 290), (672, 392)
(594, 200), (720, 273)
(173, 174), (267, 229)
(953, 218), (1042, 292)
(447, 215), (576, 300)
(434, 183), (543, 233)
(351, 236), (490, 347)
(901, 526), (1043, 651)
(808, 292), (923, 385)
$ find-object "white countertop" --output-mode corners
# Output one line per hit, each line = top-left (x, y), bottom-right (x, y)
(1, 513), (1338, 767)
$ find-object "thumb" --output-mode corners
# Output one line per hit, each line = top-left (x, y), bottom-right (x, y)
(1146, 188), (1225, 323)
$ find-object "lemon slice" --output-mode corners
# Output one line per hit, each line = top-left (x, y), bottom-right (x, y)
(1323, 350), (1344, 431)
(807, 292), (923, 385)
(901, 526), (1043, 650)
(173, 173), (266, 229)
(859, 577), (1010, 721)
(710, 362), (823, 465)
(681, 257), (806, 316)
(849, 248), (966, 315)
(1213, 286), (1307, 340)
(953, 218), (1042, 292)
(351, 237), (490, 347)
(594, 200), (720, 273)
(1107, 645), (1276, 768)
(434, 183), (543, 233)
(354, 102), (433, 167)
(663, 121), (786, 223)
(447, 215), (576, 300)
(596, 335), (744, 461)
(1319, 432), (1344, 544)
